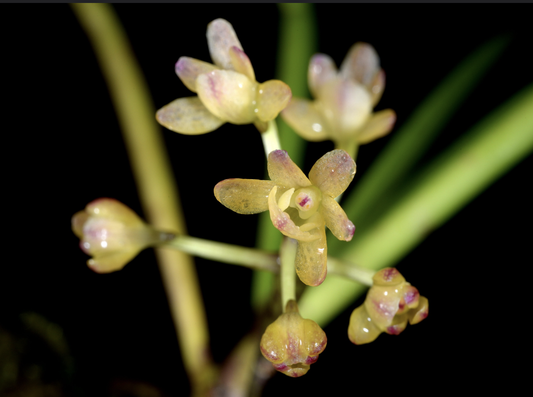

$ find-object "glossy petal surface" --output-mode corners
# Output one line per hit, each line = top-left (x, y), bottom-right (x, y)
(228, 46), (255, 81)
(156, 97), (225, 134)
(214, 179), (275, 214)
(347, 305), (381, 345)
(260, 300), (327, 377)
(87, 249), (139, 274)
(256, 80), (292, 122)
(340, 42), (380, 87)
(207, 18), (243, 70)
(175, 57), (219, 93)
(308, 53), (337, 98)
(295, 225), (327, 286)
(196, 70), (256, 124)
(319, 196), (355, 241)
(281, 98), (329, 142)
(267, 150), (311, 188)
(358, 109), (396, 144)
(309, 149), (356, 198)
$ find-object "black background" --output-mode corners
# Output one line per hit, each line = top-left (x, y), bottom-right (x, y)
(1, 3), (532, 396)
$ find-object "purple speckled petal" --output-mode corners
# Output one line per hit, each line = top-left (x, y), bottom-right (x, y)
(228, 46), (255, 81)
(295, 225), (327, 286)
(319, 196), (355, 241)
(207, 18), (243, 70)
(175, 57), (219, 93)
(357, 109), (396, 145)
(156, 97), (225, 135)
(268, 186), (320, 242)
(339, 42), (380, 87)
(256, 80), (292, 122)
(308, 53), (337, 98)
(214, 178), (275, 214)
(267, 150), (311, 189)
(309, 149), (356, 198)
(319, 77), (373, 139)
(196, 70), (256, 124)
(281, 98), (329, 142)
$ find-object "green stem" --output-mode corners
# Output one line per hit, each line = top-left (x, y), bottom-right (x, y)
(261, 119), (282, 157)
(71, 4), (216, 393)
(164, 235), (279, 273)
(300, 84), (533, 327)
(280, 238), (297, 310)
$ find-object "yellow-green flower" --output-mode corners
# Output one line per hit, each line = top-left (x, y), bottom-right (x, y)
(260, 300), (327, 377)
(156, 18), (291, 134)
(282, 42), (396, 148)
(348, 267), (429, 345)
(214, 149), (356, 286)
(71, 198), (165, 273)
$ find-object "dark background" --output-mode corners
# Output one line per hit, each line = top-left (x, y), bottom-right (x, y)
(1, 4), (532, 396)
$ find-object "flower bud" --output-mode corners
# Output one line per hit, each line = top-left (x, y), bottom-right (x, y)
(71, 198), (167, 273)
(260, 300), (327, 377)
(348, 267), (428, 345)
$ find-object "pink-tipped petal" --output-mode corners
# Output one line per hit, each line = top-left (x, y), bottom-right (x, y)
(295, 227), (327, 286)
(319, 196), (355, 241)
(309, 149), (356, 198)
(256, 80), (292, 122)
(369, 69), (386, 106)
(214, 179), (275, 214)
(267, 150), (311, 189)
(408, 296), (429, 325)
(281, 98), (329, 142)
(308, 53), (337, 98)
(319, 77), (372, 138)
(156, 97), (225, 134)
(268, 186), (320, 242)
(357, 109), (396, 145)
(340, 42), (380, 87)
(175, 57), (219, 93)
(207, 19), (243, 70)
(228, 46), (255, 81)
(196, 70), (256, 124)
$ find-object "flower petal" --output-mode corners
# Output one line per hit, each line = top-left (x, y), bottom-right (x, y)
(295, 226), (327, 286)
(87, 249), (139, 274)
(347, 305), (382, 345)
(339, 42), (380, 87)
(228, 46), (255, 82)
(319, 196), (355, 241)
(309, 149), (356, 198)
(256, 80), (292, 122)
(72, 210), (89, 238)
(156, 97), (225, 134)
(408, 296), (429, 325)
(369, 69), (386, 107)
(207, 18), (243, 70)
(85, 198), (143, 226)
(175, 57), (219, 93)
(319, 77), (372, 138)
(196, 70), (256, 124)
(268, 186), (320, 242)
(281, 98), (329, 142)
(214, 178), (275, 214)
(357, 109), (396, 144)
(267, 150), (311, 188)
(308, 53), (337, 99)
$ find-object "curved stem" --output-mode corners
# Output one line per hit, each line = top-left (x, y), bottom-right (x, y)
(71, 4), (216, 393)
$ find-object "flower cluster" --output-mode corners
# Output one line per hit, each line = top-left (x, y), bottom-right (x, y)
(260, 300), (327, 377)
(156, 18), (291, 134)
(214, 149), (356, 286)
(72, 198), (167, 273)
(282, 42), (396, 151)
(348, 267), (428, 345)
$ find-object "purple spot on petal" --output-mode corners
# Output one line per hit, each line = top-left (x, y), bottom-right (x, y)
(387, 325), (402, 335)
(405, 288), (419, 304)
(298, 195), (311, 208)
(275, 217), (287, 230)
(273, 363), (288, 371)
(398, 301), (405, 310)
(382, 268), (398, 282)
(207, 74), (220, 101)
(305, 355), (318, 365)
(419, 311), (428, 320)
